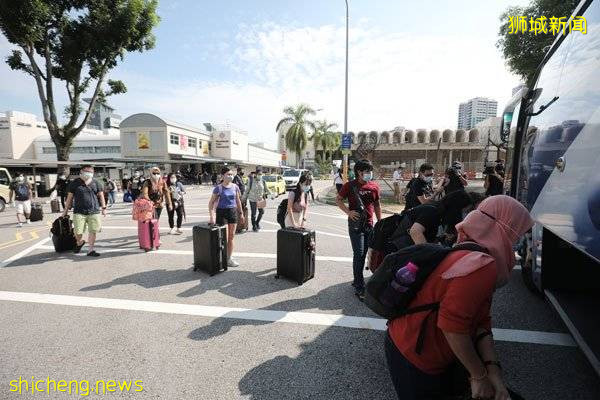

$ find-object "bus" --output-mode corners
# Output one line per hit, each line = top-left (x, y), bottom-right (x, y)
(499, 0), (600, 376)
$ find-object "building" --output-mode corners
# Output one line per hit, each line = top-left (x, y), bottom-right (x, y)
(83, 98), (121, 135)
(34, 132), (121, 162)
(0, 111), (48, 159)
(457, 97), (498, 130)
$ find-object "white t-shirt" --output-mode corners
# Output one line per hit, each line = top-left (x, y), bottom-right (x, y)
(334, 175), (344, 185)
(393, 170), (403, 183)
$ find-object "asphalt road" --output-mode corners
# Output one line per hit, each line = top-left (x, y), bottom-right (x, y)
(0, 181), (599, 399)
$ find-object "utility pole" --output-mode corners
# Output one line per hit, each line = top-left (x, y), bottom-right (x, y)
(343, 0), (349, 182)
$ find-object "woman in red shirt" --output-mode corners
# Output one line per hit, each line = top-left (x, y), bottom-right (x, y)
(386, 195), (533, 400)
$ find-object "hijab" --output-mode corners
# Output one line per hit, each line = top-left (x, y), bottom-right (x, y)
(442, 195), (534, 287)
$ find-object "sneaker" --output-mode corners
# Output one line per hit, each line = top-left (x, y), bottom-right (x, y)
(256, 223), (261, 230)
(227, 258), (240, 268)
(175, 228), (183, 235)
(73, 241), (86, 254)
(169, 228), (174, 235)
(354, 288), (365, 301)
(26, 220), (31, 224)
(252, 226), (258, 232)
(86, 250), (100, 257)
(16, 222), (22, 228)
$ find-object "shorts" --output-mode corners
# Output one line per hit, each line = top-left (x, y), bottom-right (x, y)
(15, 200), (31, 215)
(73, 213), (102, 235)
(216, 208), (238, 225)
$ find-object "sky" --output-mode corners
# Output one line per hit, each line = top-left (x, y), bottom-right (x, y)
(0, 0), (530, 149)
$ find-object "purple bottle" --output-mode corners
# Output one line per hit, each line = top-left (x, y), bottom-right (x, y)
(380, 262), (420, 307)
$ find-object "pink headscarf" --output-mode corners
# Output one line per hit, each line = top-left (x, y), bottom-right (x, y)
(442, 195), (534, 287)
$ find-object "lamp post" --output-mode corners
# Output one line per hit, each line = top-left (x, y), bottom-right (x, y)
(343, 0), (349, 182)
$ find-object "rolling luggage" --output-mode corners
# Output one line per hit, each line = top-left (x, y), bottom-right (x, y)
(236, 205), (248, 233)
(50, 215), (77, 252)
(276, 228), (316, 285)
(138, 219), (160, 251)
(29, 202), (43, 222)
(193, 224), (228, 275)
(50, 199), (61, 213)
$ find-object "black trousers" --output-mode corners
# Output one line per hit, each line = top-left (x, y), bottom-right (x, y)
(155, 207), (163, 221)
(167, 206), (183, 229)
(249, 201), (264, 228)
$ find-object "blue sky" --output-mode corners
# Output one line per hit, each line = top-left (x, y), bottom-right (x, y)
(0, 0), (529, 148)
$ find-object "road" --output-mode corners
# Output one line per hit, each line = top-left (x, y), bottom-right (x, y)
(0, 181), (599, 399)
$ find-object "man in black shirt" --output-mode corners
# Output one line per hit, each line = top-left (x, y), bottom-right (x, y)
(51, 174), (69, 210)
(404, 163), (434, 210)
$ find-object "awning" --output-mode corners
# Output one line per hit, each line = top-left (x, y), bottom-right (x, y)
(0, 158), (124, 168)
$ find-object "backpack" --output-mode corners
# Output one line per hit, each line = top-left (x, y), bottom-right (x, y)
(403, 177), (418, 204)
(276, 199), (288, 229)
(365, 242), (487, 354)
(50, 216), (77, 252)
(107, 180), (115, 191)
(14, 183), (29, 201)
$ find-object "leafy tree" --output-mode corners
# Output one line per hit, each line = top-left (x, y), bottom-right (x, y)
(496, 0), (579, 85)
(0, 0), (159, 171)
(310, 120), (338, 161)
(276, 104), (316, 168)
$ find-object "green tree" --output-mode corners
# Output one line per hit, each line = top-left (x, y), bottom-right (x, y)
(276, 104), (316, 168)
(496, 0), (579, 85)
(309, 120), (338, 161)
(0, 0), (159, 171)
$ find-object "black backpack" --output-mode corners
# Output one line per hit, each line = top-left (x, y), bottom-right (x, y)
(365, 242), (487, 353)
(276, 199), (288, 229)
(50, 216), (77, 252)
(369, 213), (403, 251)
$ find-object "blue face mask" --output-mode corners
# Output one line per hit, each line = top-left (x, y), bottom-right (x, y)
(363, 172), (373, 182)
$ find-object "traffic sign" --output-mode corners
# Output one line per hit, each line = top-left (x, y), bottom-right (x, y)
(341, 133), (352, 150)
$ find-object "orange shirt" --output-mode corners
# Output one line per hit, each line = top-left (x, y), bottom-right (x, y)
(388, 250), (497, 375)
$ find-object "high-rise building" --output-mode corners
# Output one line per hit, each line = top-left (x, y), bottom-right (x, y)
(83, 98), (121, 134)
(457, 97), (498, 130)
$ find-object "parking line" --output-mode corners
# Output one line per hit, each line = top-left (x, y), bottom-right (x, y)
(0, 290), (576, 347)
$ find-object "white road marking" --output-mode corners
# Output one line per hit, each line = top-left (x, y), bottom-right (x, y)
(36, 245), (353, 263)
(307, 211), (347, 219)
(261, 220), (350, 239)
(0, 290), (576, 346)
(0, 237), (52, 268)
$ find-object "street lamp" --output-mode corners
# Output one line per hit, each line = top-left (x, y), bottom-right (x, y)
(343, 0), (349, 182)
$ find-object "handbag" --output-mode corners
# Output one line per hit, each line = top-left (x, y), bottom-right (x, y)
(348, 181), (369, 232)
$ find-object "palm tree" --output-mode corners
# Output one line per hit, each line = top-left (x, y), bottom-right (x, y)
(310, 120), (338, 161)
(276, 104), (317, 167)
(324, 131), (342, 161)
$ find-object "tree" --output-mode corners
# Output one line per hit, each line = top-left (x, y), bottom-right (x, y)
(276, 104), (316, 168)
(496, 0), (579, 85)
(0, 0), (159, 172)
(309, 120), (338, 161)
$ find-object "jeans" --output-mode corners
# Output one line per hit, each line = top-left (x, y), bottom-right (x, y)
(384, 332), (468, 400)
(107, 191), (115, 206)
(167, 205), (183, 229)
(348, 223), (372, 291)
(249, 201), (264, 228)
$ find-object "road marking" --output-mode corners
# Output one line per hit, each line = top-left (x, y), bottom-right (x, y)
(0, 237), (52, 268)
(307, 211), (347, 220)
(0, 290), (576, 346)
(36, 245), (353, 263)
(261, 220), (350, 239)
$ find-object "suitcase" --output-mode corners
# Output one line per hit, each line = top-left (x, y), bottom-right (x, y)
(50, 199), (61, 213)
(236, 205), (248, 233)
(50, 216), (77, 252)
(29, 202), (43, 222)
(276, 228), (316, 285)
(138, 219), (160, 251)
(193, 224), (228, 276)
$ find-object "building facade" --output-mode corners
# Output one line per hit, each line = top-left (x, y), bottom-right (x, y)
(83, 98), (121, 135)
(457, 97), (498, 130)
(34, 133), (121, 162)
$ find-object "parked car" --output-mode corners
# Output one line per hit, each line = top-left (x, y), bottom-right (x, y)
(282, 169), (307, 190)
(263, 174), (286, 196)
(0, 167), (13, 212)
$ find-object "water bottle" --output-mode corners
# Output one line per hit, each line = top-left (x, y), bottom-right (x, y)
(380, 262), (420, 307)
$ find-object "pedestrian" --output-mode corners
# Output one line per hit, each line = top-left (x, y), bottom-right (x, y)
(166, 172), (186, 235)
(440, 163), (468, 196)
(50, 173), (69, 211)
(142, 167), (172, 221)
(302, 170), (315, 202)
(336, 159), (382, 300)
(208, 166), (245, 267)
(121, 174), (131, 194)
(404, 163), (435, 210)
(62, 165), (106, 257)
(103, 177), (116, 207)
(211, 171), (218, 186)
(285, 174), (313, 228)
(495, 159), (505, 178)
(233, 167), (246, 198)
(203, 170), (210, 186)
(484, 165), (504, 197)
(242, 167), (272, 232)
(385, 195), (533, 400)
(392, 165), (404, 203)
(334, 169), (344, 193)
(130, 170), (145, 201)
(9, 174), (32, 227)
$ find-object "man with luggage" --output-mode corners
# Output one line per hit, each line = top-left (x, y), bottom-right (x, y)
(63, 165), (106, 257)
(336, 159), (382, 300)
(9, 174), (32, 227)
(50, 173), (69, 211)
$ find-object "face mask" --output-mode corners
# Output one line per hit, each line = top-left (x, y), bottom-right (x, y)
(170, 177), (177, 184)
(423, 175), (433, 183)
(224, 174), (234, 182)
(81, 172), (93, 182)
(151, 173), (161, 181)
(303, 185), (311, 193)
(363, 172), (373, 182)
(59, 175), (65, 180)
(134, 172), (141, 178)
(17, 176), (24, 183)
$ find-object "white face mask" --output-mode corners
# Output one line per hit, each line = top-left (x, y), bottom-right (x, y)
(170, 177), (177, 184)
(134, 172), (141, 178)
(151, 173), (161, 181)
(81, 172), (93, 182)
(423, 176), (433, 183)
(363, 172), (373, 182)
(16, 176), (24, 183)
(224, 174), (234, 182)
(59, 175), (65, 180)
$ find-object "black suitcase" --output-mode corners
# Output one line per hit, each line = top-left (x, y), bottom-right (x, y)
(50, 199), (61, 213)
(276, 228), (316, 285)
(29, 202), (43, 222)
(50, 216), (77, 252)
(193, 224), (228, 276)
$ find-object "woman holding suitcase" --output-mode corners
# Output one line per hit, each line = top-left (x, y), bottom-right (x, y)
(209, 167), (245, 268)
(285, 174), (313, 228)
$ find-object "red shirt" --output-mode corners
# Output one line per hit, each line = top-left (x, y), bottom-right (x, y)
(388, 250), (497, 375)
(338, 180), (380, 226)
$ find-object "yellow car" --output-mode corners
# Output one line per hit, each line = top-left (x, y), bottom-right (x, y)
(263, 174), (286, 196)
